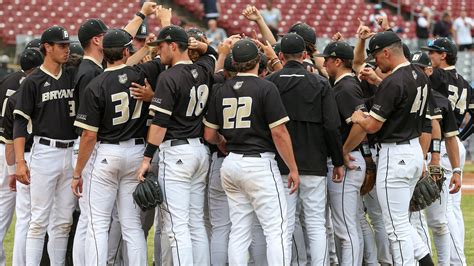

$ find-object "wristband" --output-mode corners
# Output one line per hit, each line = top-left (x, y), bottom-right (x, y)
(360, 142), (372, 157)
(452, 167), (462, 174)
(7, 164), (15, 175)
(144, 143), (159, 158)
(73, 176), (81, 180)
(136, 11), (146, 20)
(430, 139), (441, 153)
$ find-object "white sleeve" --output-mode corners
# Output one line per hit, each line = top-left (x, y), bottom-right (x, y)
(417, 17), (428, 28)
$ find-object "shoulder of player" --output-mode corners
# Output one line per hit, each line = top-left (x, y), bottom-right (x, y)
(334, 77), (363, 95)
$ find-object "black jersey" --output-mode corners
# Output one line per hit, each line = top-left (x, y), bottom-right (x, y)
(205, 74), (289, 154)
(13, 65), (77, 140)
(74, 56), (104, 111)
(333, 73), (367, 144)
(369, 62), (431, 143)
(430, 67), (472, 127)
(150, 54), (215, 140)
(0, 71), (26, 132)
(2, 91), (33, 151)
(75, 60), (163, 142)
(431, 89), (459, 138)
(266, 61), (344, 175)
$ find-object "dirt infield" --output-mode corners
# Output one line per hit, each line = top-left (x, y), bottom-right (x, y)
(462, 172), (474, 195)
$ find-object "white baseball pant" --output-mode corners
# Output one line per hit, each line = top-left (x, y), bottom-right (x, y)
(85, 140), (147, 266)
(360, 200), (378, 265)
(327, 152), (365, 266)
(26, 137), (77, 265)
(0, 144), (14, 266)
(326, 203), (338, 265)
(409, 211), (433, 260)
(221, 152), (289, 265)
(376, 138), (429, 265)
(441, 139), (466, 265)
(158, 138), (210, 266)
(284, 174), (328, 266)
(291, 200), (309, 265)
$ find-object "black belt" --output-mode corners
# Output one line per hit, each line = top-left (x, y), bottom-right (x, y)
(233, 152), (261, 158)
(396, 140), (410, 145)
(101, 138), (145, 145)
(170, 138), (204, 147)
(39, 138), (74, 149)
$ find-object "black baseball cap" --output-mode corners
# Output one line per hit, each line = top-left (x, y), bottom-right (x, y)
(224, 53), (236, 72)
(41, 25), (71, 44)
(135, 23), (148, 39)
(316, 41), (354, 60)
(187, 28), (206, 42)
(148, 25), (189, 46)
(281, 33), (305, 54)
(20, 48), (43, 71)
(402, 43), (411, 60)
(78, 19), (108, 44)
(25, 39), (41, 50)
(69, 42), (84, 56)
(272, 42), (281, 54)
(288, 22), (316, 45)
(421, 38), (457, 56)
(259, 53), (268, 73)
(366, 31), (401, 56)
(103, 29), (133, 48)
(232, 39), (259, 63)
(411, 51), (432, 68)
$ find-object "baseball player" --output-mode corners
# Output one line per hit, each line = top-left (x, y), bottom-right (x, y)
(135, 25), (216, 265)
(72, 28), (163, 265)
(420, 38), (470, 265)
(344, 31), (433, 265)
(203, 38), (299, 265)
(266, 33), (344, 265)
(317, 40), (368, 265)
(12, 25), (78, 265)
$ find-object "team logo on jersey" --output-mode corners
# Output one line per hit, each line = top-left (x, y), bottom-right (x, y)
(176, 159), (183, 165)
(233, 81), (243, 90)
(412, 70), (417, 80)
(19, 77), (26, 84)
(372, 104), (381, 111)
(118, 74), (128, 84)
(152, 97), (162, 104)
(191, 69), (198, 79)
(76, 114), (87, 120)
(398, 160), (406, 165)
(44, 81), (50, 87)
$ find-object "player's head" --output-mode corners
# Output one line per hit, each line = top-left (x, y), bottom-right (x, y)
(133, 23), (148, 50)
(402, 43), (411, 61)
(411, 51), (433, 76)
(67, 42), (84, 68)
(20, 48), (43, 73)
(258, 53), (268, 77)
(279, 33), (306, 64)
(149, 25), (189, 65)
(78, 19), (108, 52)
(317, 41), (354, 79)
(224, 53), (237, 78)
(187, 28), (207, 62)
(366, 31), (403, 73)
(40, 25), (71, 64)
(288, 23), (317, 54)
(232, 39), (260, 73)
(25, 39), (41, 51)
(102, 29), (134, 64)
(421, 38), (457, 67)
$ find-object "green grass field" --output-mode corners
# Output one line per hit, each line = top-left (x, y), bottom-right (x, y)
(3, 197), (474, 265)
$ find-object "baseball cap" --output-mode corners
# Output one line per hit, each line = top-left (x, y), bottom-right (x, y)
(148, 25), (189, 46)
(232, 39), (259, 63)
(224, 53), (236, 72)
(411, 51), (432, 68)
(41, 25), (71, 44)
(281, 33), (305, 54)
(103, 29), (133, 49)
(366, 31), (401, 56)
(316, 41), (354, 60)
(78, 19), (108, 44)
(421, 38), (457, 56)
(20, 49), (43, 71)
(135, 23), (148, 40)
(259, 53), (268, 73)
(272, 42), (281, 54)
(69, 42), (84, 56)
(187, 28), (206, 42)
(402, 43), (411, 60)
(288, 22), (316, 45)
(25, 39), (41, 50)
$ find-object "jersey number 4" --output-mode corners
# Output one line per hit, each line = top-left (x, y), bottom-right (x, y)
(223, 97), (252, 129)
(186, 85), (209, 117)
(111, 92), (143, 126)
(448, 85), (467, 114)
(410, 85), (428, 116)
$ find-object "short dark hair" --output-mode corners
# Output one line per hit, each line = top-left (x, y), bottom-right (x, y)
(80, 39), (92, 50)
(283, 52), (304, 61)
(104, 47), (125, 64)
(175, 41), (188, 52)
(39, 43), (48, 56)
(233, 55), (261, 72)
(305, 42), (316, 54)
(342, 58), (353, 69)
(446, 53), (457, 65)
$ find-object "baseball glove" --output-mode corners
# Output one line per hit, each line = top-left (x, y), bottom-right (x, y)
(133, 172), (163, 211)
(409, 165), (445, 212)
(360, 160), (376, 195)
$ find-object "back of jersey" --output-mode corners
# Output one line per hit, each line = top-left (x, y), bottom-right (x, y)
(150, 55), (215, 140)
(444, 68), (472, 127)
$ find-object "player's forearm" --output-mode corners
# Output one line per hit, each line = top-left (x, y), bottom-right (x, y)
(430, 119), (442, 164)
(74, 130), (97, 177)
(5, 143), (15, 166)
(343, 124), (367, 154)
(123, 15), (144, 39)
(255, 17), (277, 45)
(271, 125), (298, 172)
(445, 136), (460, 169)
(419, 132), (432, 158)
(353, 39), (366, 74)
(147, 124), (167, 147)
(126, 46), (149, 66)
(203, 127), (222, 145)
(13, 137), (26, 163)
